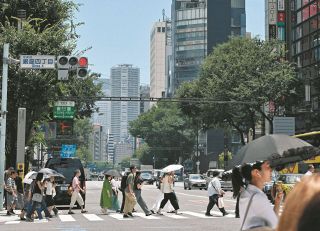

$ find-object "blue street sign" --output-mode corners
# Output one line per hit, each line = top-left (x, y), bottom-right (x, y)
(60, 144), (77, 158)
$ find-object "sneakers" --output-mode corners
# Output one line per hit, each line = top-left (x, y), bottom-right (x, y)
(68, 211), (75, 214)
(205, 213), (213, 216)
(127, 212), (133, 217)
(156, 211), (163, 215)
(146, 213), (152, 216)
(223, 212), (229, 216)
(81, 210), (88, 213)
(150, 210), (155, 214)
(123, 214), (130, 218)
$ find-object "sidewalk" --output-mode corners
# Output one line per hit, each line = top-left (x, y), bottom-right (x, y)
(0, 210), (21, 223)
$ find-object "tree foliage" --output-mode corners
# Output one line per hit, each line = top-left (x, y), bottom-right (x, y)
(0, 1), (102, 167)
(129, 102), (195, 167)
(178, 37), (300, 143)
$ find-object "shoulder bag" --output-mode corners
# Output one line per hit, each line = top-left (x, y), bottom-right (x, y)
(32, 193), (43, 202)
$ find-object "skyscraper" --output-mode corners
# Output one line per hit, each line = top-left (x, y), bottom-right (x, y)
(150, 19), (172, 103)
(110, 64), (140, 145)
(169, 0), (246, 96)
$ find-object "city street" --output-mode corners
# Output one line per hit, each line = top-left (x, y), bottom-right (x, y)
(0, 181), (241, 231)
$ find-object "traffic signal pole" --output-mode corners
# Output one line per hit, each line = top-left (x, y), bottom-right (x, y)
(0, 43), (9, 210)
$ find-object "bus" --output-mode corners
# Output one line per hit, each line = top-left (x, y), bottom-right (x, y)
(279, 131), (320, 174)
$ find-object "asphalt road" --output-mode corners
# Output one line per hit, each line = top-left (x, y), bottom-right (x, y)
(0, 181), (241, 231)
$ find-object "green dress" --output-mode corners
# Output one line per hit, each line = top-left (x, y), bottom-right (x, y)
(100, 179), (112, 209)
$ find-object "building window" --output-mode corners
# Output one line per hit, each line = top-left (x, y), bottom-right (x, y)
(302, 6), (310, 21)
(157, 27), (161, 32)
(162, 27), (165, 32)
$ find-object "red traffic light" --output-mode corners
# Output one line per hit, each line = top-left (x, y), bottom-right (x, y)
(78, 57), (88, 67)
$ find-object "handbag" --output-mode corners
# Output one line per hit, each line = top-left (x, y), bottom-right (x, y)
(218, 197), (224, 208)
(67, 186), (74, 196)
(32, 193), (43, 202)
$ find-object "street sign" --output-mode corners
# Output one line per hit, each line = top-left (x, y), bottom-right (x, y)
(53, 101), (75, 119)
(20, 55), (55, 69)
(60, 144), (77, 158)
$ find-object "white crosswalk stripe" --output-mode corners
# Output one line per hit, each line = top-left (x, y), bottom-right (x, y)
(82, 214), (104, 221)
(108, 213), (133, 220)
(134, 212), (160, 219)
(5, 221), (21, 224)
(162, 213), (187, 219)
(59, 215), (76, 222)
(182, 211), (215, 218)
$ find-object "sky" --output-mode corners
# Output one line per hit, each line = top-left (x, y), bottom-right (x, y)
(74, 0), (265, 85)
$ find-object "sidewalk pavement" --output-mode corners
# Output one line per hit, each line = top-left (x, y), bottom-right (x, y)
(0, 210), (21, 223)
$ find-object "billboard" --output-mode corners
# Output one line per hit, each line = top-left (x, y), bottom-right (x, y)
(268, 0), (277, 25)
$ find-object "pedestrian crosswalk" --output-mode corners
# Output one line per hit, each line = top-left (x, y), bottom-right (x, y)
(0, 211), (235, 225)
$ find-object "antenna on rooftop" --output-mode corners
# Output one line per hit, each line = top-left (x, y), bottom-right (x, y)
(162, 9), (165, 21)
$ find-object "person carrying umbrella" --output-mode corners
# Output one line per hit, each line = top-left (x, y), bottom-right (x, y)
(100, 174), (113, 214)
(157, 171), (180, 215)
(233, 161), (283, 230)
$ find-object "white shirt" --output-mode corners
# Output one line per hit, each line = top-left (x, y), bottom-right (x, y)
(46, 181), (53, 195)
(110, 179), (118, 190)
(207, 177), (221, 197)
(239, 184), (278, 230)
(162, 175), (173, 193)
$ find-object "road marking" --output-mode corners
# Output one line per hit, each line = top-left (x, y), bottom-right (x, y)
(83, 214), (103, 221)
(134, 213), (160, 219)
(59, 215), (76, 222)
(109, 213), (133, 220)
(34, 219), (49, 223)
(163, 213), (187, 219)
(174, 192), (236, 203)
(182, 211), (214, 218)
(5, 221), (21, 224)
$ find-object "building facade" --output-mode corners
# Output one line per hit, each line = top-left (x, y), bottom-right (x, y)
(169, 0), (246, 96)
(140, 85), (151, 113)
(150, 20), (172, 102)
(110, 64), (140, 161)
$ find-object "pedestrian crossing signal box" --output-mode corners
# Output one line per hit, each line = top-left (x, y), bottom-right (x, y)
(17, 163), (24, 178)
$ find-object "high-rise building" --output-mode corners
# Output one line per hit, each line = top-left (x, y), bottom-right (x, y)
(169, 0), (246, 96)
(92, 124), (104, 161)
(110, 64), (140, 145)
(140, 85), (151, 113)
(150, 19), (172, 103)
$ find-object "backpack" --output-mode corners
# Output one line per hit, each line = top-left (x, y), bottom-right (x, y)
(120, 175), (128, 190)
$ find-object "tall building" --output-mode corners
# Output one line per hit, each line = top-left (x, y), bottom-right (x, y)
(92, 124), (104, 161)
(169, 0), (246, 96)
(150, 19), (172, 103)
(110, 64), (140, 146)
(140, 85), (151, 113)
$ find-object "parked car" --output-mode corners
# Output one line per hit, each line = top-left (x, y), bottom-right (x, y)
(184, 174), (207, 190)
(45, 158), (86, 207)
(140, 172), (155, 184)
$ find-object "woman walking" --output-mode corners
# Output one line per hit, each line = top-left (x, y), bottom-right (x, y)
(100, 174), (112, 214)
(110, 176), (120, 212)
(68, 169), (87, 214)
(157, 171), (180, 215)
(45, 176), (58, 216)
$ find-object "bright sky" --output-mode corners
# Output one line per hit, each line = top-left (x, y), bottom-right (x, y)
(75, 0), (264, 84)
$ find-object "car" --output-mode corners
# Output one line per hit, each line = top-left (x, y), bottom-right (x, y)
(276, 174), (303, 199)
(205, 169), (233, 191)
(184, 174), (207, 190)
(140, 172), (155, 184)
(45, 157), (86, 207)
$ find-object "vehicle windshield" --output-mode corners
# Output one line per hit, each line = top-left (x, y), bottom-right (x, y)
(190, 175), (203, 180)
(141, 173), (151, 178)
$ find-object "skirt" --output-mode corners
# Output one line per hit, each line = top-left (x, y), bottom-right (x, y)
(45, 195), (55, 207)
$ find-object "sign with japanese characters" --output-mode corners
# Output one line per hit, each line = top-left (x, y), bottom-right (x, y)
(268, 0), (277, 25)
(20, 55), (55, 69)
(60, 144), (77, 158)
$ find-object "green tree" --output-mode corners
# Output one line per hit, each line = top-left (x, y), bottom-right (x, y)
(73, 118), (93, 164)
(0, 11), (102, 166)
(178, 37), (300, 143)
(129, 102), (195, 167)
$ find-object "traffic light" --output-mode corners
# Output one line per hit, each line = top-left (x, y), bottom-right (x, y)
(77, 57), (88, 78)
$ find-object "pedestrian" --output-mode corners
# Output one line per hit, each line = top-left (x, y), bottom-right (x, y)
(205, 170), (228, 216)
(150, 173), (174, 213)
(6, 170), (18, 215)
(233, 161), (283, 230)
(15, 170), (25, 218)
(110, 176), (120, 212)
(20, 181), (32, 221)
(304, 164), (314, 176)
(3, 167), (14, 209)
(68, 169), (87, 214)
(276, 174), (320, 231)
(157, 171), (180, 215)
(100, 174), (112, 214)
(123, 166), (137, 218)
(45, 176), (58, 216)
(26, 172), (51, 221)
(231, 165), (245, 218)
(133, 171), (152, 216)
(119, 172), (129, 213)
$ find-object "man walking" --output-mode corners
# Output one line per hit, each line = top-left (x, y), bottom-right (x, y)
(6, 170), (17, 215)
(205, 171), (228, 216)
(134, 171), (152, 216)
(123, 166), (137, 218)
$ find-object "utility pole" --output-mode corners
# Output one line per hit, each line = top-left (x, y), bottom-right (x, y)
(0, 43), (9, 210)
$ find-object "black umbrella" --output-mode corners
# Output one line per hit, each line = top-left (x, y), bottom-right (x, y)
(104, 169), (121, 177)
(231, 134), (320, 169)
